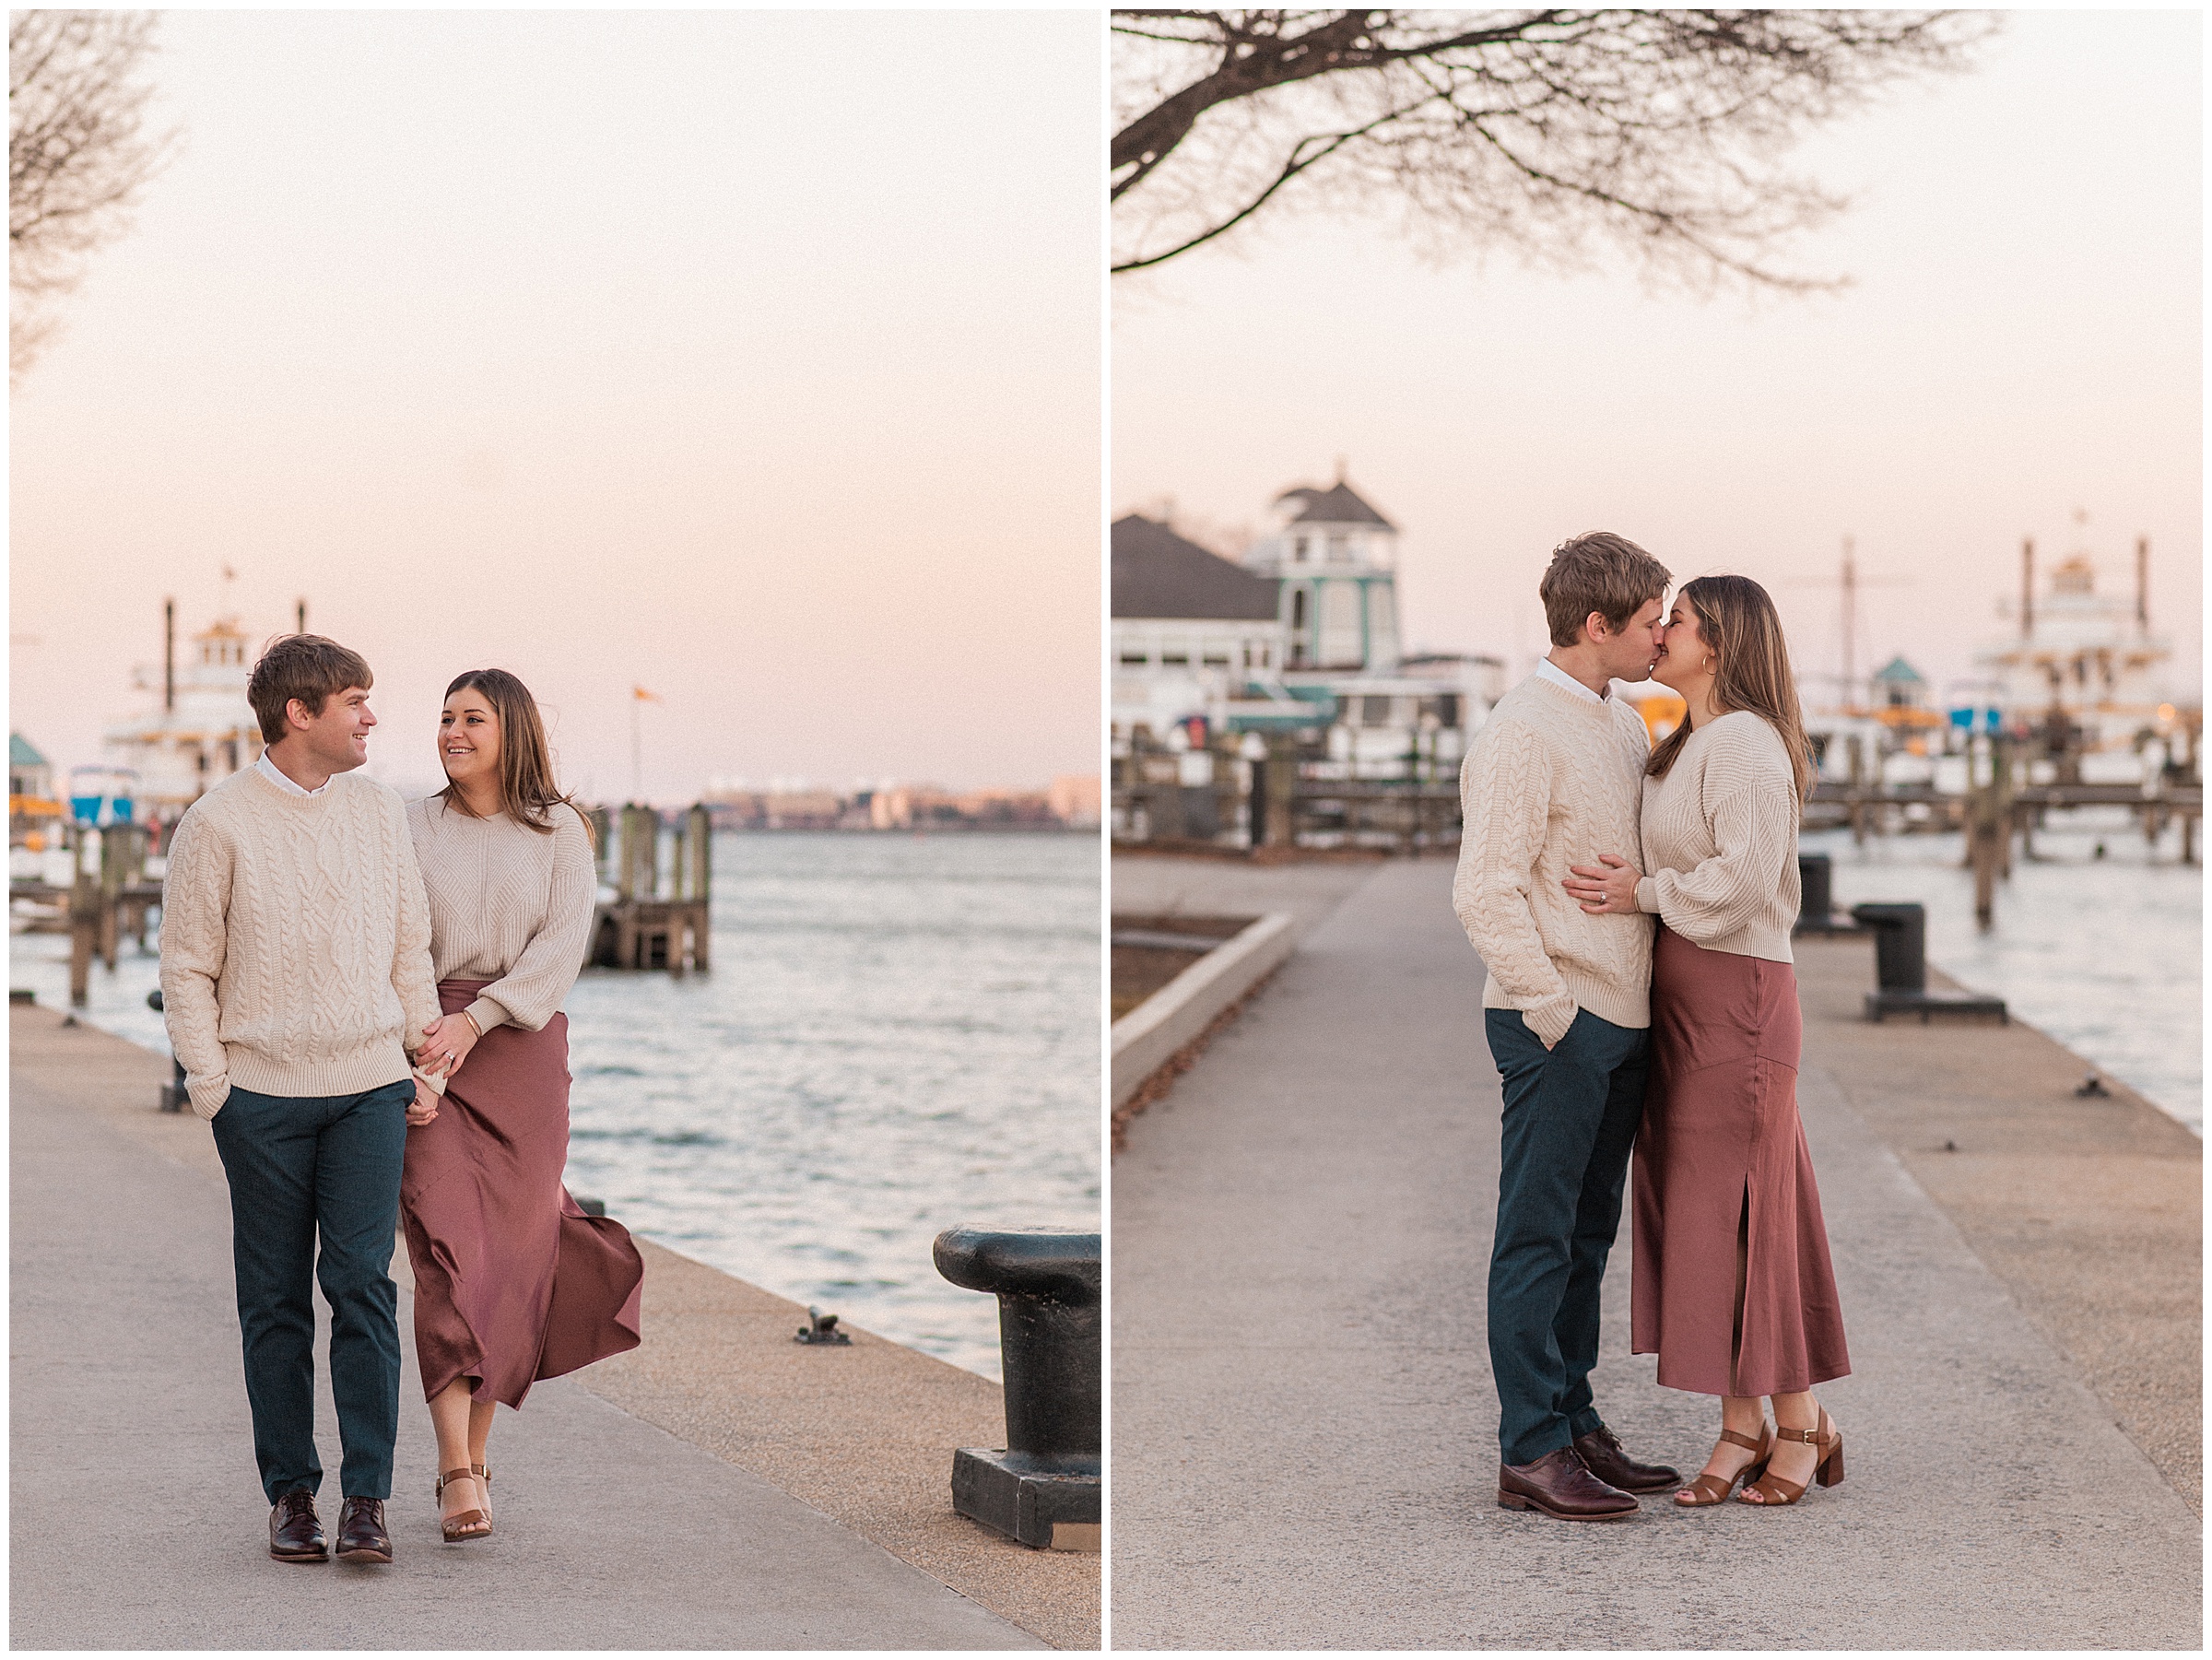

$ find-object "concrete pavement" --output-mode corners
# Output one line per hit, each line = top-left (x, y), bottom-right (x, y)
(10, 1005), (1052, 1650)
(1111, 856), (2200, 1649)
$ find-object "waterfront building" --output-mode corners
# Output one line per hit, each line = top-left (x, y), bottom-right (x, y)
(1975, 536), (2176, 753)
(1048, 774), (1103, 829)
(1111, 513), (1290, 742)
(1243, 477), (1500, 778)
(102, 612), (265, 821)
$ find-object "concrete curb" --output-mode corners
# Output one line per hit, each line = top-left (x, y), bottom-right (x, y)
(1111, 911), (1295, 1107)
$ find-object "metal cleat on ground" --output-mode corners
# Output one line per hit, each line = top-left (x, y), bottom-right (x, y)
(794, 1306), (852, 1346)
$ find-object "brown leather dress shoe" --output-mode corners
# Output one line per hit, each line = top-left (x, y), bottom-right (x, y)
(1498, 1447), (1638, 1521)
(268, 1490), (326, 1561)
(335, 1497), (394, 1564)
(1573, 1424), (1682, 1494)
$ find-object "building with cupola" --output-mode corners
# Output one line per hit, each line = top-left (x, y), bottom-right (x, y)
(1242, 474), (1503, 776)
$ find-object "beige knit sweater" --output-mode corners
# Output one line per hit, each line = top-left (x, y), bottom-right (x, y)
(408, 796), (597, 1034)
(1633, 710), (1802, 962)
(1453, 674), (1655, 1046)
(159, 766), (439, 1119)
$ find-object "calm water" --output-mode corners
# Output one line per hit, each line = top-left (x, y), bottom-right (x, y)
(1804, 809), (2201, 1135)
(11, 830), (1103, 1376)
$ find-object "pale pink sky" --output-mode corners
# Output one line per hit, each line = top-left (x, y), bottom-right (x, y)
(13, 10), (1101, 801)
(1113, 11), (2202, 710)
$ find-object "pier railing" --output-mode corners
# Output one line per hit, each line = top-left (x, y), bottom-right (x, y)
(1113, 729), (2201, 865)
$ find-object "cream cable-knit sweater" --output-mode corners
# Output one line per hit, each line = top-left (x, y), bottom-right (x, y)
(1453, 674), (1655, 1046)
(159, 766), (439, 1119)
(1633, 710), (1802, 962)
(408, 796), (596, 1034)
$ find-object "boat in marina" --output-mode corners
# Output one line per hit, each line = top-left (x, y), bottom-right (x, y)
(102, 607), (265, 824)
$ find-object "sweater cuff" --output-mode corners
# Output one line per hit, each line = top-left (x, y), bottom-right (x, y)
(187, 1074), (231, 1120)
(1634, 876), (1662, 914)
(465, 996), (509, 1036)
(1524, 995), (1579, 1050)
(410, 1065), (448, 1096)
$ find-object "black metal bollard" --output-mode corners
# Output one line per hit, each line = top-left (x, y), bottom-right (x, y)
(146, 988), (188, 1112)
(1850, 901), (2006, 1024)
(1794, 852), (1863, 936)
(933, 1226), (1100, 1551)
(1797, 852), (1833, 932)
(1850, 901), (1926, 992)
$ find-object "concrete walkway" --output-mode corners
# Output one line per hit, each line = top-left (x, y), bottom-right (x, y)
(1112, 857), (2200, 1650)
(11, 1007), (1044, 1650)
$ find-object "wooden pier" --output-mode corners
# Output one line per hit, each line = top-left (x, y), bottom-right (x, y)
(1115, 728), (2201, 869)
(8, 804), (721, 1002)
(9, 822), (160, 1007)
(585, 802), (713, 974)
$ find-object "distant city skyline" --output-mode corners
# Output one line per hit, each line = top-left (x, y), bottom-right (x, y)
(1113, 11), (2202, 710)
(12, 11), (1101, 797)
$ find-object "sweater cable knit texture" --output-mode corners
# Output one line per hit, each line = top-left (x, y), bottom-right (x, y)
(1453, 674), (1655, 1046)
(159, 767), (439, 1119)
(408, 796), (597, 1035)
(1632, 710), (1802, 962)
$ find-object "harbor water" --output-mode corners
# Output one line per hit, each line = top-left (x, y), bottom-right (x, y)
(1804, 808), (2201, 1135)
(9, 829), (1102, 1377)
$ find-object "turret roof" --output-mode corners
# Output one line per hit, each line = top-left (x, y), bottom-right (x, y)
(1872, 654), (1925, 684)
(1276, 481), (1395, 530)
(10, 732), (47, 768)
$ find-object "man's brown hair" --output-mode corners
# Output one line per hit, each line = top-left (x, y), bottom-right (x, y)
(248, 635), (374, 746)
(1540, 532), (1673, 647)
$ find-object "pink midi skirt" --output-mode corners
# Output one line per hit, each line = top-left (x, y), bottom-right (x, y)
(401, 980), (644, 1407)
(1630, 926), (1850, 1397)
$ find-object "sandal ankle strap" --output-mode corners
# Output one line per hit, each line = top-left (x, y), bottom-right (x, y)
(1716, 1428), (1766, 1453)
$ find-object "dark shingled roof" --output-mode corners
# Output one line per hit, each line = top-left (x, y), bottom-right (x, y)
(1276, 481), (1396, 530)
(1112, 514), (1280, 620)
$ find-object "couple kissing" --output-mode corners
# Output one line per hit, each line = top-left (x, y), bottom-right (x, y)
(1454, 532), (1852, 1522)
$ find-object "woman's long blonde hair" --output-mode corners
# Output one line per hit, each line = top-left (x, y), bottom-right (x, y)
(436, 668), (594, 843)
(1646, 574), (1816, 802)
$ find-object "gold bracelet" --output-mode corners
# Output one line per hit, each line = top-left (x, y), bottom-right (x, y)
(460, 1008), (482, 1039)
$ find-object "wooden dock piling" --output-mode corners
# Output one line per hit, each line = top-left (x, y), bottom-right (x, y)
(588, 802), (712, 974)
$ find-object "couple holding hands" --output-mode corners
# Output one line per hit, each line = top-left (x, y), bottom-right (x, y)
(1455, 532), (1852, 1522)
(159, 636), (643, 1563)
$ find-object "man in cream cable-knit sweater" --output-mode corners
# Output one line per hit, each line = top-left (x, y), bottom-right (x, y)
(159, 634), (442, 1566)
(1453, 532), (1681, 1523)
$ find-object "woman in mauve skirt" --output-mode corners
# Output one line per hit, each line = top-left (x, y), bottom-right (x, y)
(1566, 574), (1851, 1510)
(402, 669), (643, 1542)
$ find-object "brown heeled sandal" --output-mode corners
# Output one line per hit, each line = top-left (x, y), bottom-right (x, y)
(436, 1467), (492, 1541)
(1674, 1425), (1772, 1507)
(473, 1462), (491, 1523)
(1739, 1409), (1842, 1505)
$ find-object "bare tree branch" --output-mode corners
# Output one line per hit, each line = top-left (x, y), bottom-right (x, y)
(1112, 9), (1995, 286)
(10, 9), (181, 379)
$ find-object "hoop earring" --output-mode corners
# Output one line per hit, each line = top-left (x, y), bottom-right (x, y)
(1703, 655), (1714, 673)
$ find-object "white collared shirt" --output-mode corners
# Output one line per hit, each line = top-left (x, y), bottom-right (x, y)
(1536, 655), (1610, 705)
(256, 750), (332, 798)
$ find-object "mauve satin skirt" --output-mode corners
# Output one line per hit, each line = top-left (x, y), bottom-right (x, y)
(1630, 926), (1851, 1397)
(401, 980), (643, 1407)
